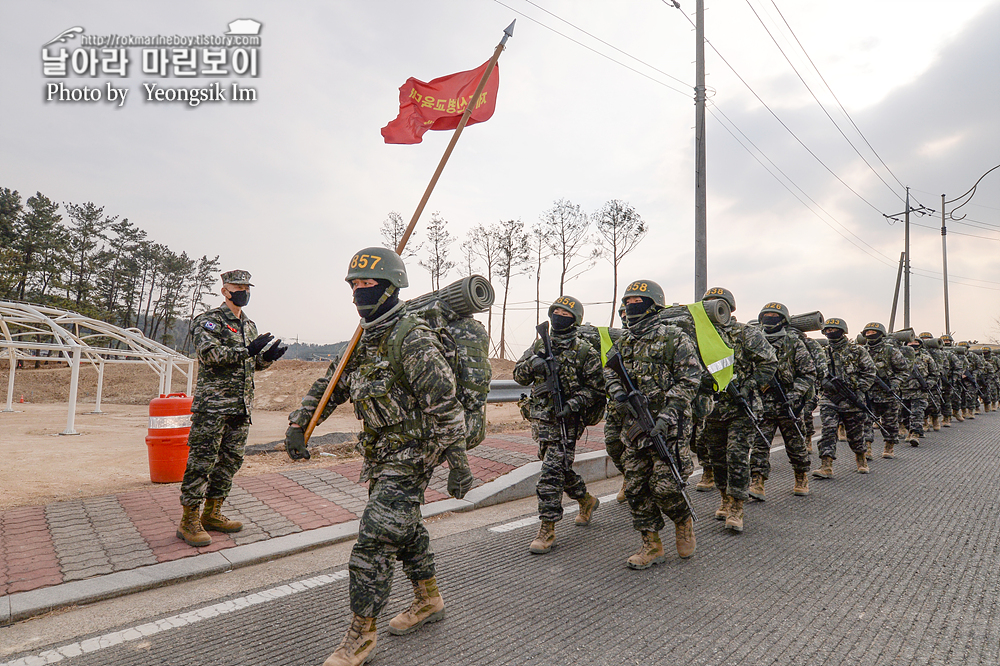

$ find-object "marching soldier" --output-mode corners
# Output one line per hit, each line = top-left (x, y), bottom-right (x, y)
(750, 302), (815, 498)
(900, 337), (935, 445)
(813, 318), (876, 477)
(176, 270), (286, 547)
(514, 296), (605, 554)
(284, 248), (474, 666)
(861, 323), (908, 458)
(604, 279), (701, 566)
(697, 288), (777, 533)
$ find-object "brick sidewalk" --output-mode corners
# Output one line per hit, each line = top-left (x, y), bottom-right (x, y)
(0, 428), (605, 597)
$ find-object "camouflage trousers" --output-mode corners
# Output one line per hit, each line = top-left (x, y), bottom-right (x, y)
(923, 386), (942, 417)
(604, 406), (625, 474)
(621, 435), (694, 532)
(862, 400), (900, 445)
(818, 405), (866, 458)
(537, 439), (588, 523)
(179, 412), (249, 507)
(801, 396), (819, 443)
(961, 380), (978, 410)
(902, 394), (928, 434)
(939, 385), (956, 416)
(699, 412), (754, 502)
(350, 472), (435, 618)
(751, 409), (810, 479)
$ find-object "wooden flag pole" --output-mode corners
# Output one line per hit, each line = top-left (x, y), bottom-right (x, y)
(304, 20), (515, 443)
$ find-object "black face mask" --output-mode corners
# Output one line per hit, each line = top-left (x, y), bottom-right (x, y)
(759, 313), (785, 334)
(227, 289), (250, 307)
(865, 332), (883, 345)
(353, 281), (399, 321)
(550, 313), (576, 331)
(824, 329), (845, 341)
(625, 298), (654, 324)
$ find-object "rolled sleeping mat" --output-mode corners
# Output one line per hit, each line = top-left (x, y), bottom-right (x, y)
(789, 311), (824, 333)
(890, 328), (915, 343)
(924, 336), (941, 349)
(407, 275), (495, 316)
(856, 333), (866, 344)
(659, 299), (731, 327)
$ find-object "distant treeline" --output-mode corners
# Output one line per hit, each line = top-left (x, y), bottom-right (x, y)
(0, 187), (219, 353)
(283, 341), (349, 362)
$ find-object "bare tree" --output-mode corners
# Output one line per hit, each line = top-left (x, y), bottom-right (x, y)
(595, 199), (647, 326)
(379, 211), (420, 258)
(528, 222), (552, 326)
(463, 222), (501, 342)
(540, 198), (599, 296)
(417, 212), (455, 291)
(493, 219), (531, 360)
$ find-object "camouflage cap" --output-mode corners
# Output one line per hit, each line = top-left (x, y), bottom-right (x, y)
(221, 269), (253, 286)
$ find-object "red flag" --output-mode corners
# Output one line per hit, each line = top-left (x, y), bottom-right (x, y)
(381, 60), (500, 145)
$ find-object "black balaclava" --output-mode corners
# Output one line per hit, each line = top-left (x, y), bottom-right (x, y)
(625, 297), (655, 325)
(759, 312), (786, 335)
(824, 328), (845, 341)
(865, 331), (884, 346)
(353, 279), (399, 322)
(227, 288), (250, 308)
(550, 313), (576, 332)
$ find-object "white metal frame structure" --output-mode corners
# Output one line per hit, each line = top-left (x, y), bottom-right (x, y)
(0, 301), (194, 434)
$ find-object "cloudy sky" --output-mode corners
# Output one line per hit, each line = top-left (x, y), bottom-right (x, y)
(3, 0), (999, 354)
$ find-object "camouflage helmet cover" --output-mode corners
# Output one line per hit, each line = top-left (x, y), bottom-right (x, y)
(703, 286), (736, 312)
(548, 295), (584, 326)
(622, 279), (665, 308)
(344, 247), (408, 288)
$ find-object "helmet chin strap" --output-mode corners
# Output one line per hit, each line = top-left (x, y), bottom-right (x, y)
(356, 283), (398, 321)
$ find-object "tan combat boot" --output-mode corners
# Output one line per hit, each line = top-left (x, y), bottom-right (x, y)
(793, 471), (810, 496)
(812, 456), (834, 479)
(856, 451), (870, 473)
(696, 466), (715, 492)
(923, 415), (932, 432)
(616, 479), (627, 504)
(943, 414), (951, 427)
(388, 578), (445, 635)
(882, 442), (895, 459)
(323, 615), (377, 666)
(966, 408), (976, 420)
(575, 494), (600, 526)
(864, 441), (874, 460)
(674, 516), (696, 559)
(907, 430), (920, 447)
(627, 531), (666, 569)
(954, 408), (965, 422)
(725, 499), (744, 532)
(176, 503), (212, 547)
(932, 415), (941, 431)
(528, 521), (556, 554)
(201, 497), (243, 533)
(748, 474), (766, 501)
(714, 491), (731, 520)
(837, 424), (847, 441)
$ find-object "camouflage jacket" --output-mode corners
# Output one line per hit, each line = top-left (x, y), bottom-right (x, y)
(513, 328), (605, 423)
(865, 340), (908, 399)
(190, 304), (272, 414)
(937, 348), (963, 387)
(820, 337), (876, 409)
(711, 321), (778, 420)
(603, 312), (702, 427)
(762, 329), (815, 415)
(900, 346), (933, 396)
(970, 351), (990, 381)
(288, 304), (466, 482)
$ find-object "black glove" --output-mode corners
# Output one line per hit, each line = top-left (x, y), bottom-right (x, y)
(262, 340), (287, 362)
(612, 390), (628, 403)
(247, 332), (274, 357)
(284, 424), (311, 460)
(529, 355), (548, 374)
(445, 447), (474, 499)
(651, 410), (679, 440)
(557, 397), (582, 418)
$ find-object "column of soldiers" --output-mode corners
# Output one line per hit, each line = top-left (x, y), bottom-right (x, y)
(211, 245), (999, 666)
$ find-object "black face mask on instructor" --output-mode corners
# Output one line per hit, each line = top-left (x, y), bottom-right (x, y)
(227, 288), (250, 307)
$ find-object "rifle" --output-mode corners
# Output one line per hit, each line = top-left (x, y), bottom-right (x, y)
(535, 322), (571, 470)
(964, 369), (986, 401)
(726, 382), (772, 447)
(910, 368), (941, 413)
(825, 349), (893, 439)
(605, 352), (696, 521)
(872, 375), (912, 419)
(766, 376), (805, 443)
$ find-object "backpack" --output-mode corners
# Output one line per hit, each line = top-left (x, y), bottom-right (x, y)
(386, 298), (492, 449)
(576, 324), (624, 426)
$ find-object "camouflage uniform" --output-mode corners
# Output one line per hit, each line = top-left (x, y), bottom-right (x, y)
(752, 330), (815, 479)
(935, 346), (962, 419)
(288, 302), (466, 618)
(900, 346), (932, 436)
(697, 321), (777, 502)
(603, 315), (702, 531)
(974, 351), (996, 407)
(861, 338), (907, 447)
(818, 337), (876, 460)
(964, 349), (985, 411)
(918, 347), (943, 421)
(513, 328), (605, 523)
(180, 304), (272, 506)
(796, 331), (825, 446)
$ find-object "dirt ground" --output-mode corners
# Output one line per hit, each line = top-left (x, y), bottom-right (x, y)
(0, 359), (526, 510)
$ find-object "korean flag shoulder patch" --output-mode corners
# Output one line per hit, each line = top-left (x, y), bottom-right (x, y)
(203, 321), (218, 331)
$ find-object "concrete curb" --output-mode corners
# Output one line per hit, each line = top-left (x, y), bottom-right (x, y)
(1, 452), (621, 625)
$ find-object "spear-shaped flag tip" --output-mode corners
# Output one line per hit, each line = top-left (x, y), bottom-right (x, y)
(502, 19), (516, 44)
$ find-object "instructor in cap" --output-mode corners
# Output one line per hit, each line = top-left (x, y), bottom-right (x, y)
(176, 269), (287, 547)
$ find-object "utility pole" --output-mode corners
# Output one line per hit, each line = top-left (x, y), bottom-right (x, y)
(888, 251), (904, 333)
(941, 194), (951, 335)
(904, 187), (910, 329)
(693, 0), (707, 301)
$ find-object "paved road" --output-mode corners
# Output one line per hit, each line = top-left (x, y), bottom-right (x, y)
(4, 411), (1000, 665)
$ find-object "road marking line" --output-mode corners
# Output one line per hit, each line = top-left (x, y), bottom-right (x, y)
(1, 570), (350, 666)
